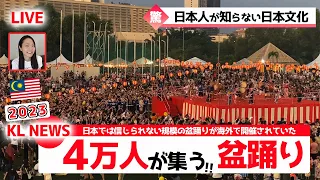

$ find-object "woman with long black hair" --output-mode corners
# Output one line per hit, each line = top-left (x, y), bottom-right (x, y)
(11, 35), (43, 70)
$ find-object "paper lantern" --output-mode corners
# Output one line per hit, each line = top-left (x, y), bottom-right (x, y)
(5, 98), (10, 103)
(142, 79), (147, 84)
(193, 69), (198, 74)
(45, 94), (50, 99)
(169, 73), (173, 77)
(177, 72), (182, 77)
(102, 84), (107, 89)
(185, 70), (189, 75)
(55, 66), (58, 70)
(80, 88), (85, 93)
(132, 80), (138, 85)
(123, 81), (128, 86)
(151, 77), (155, 81)
(160, 75), (165, 80)
(113, 83), (118, 88)
(69, 89), (74, 94)
(91, 87), (97, 92)
(66, 65), (69, 69)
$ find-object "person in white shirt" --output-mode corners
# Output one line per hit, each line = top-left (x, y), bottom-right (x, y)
(11, 137), (19, 152)
(212, 173), (223, 180)
(11, 35), (43, 70)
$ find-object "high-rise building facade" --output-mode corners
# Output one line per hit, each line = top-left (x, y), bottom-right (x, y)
(184, 0), (198, 7)
(1, 0), (39, 22)
(185, 0), (220, 7)
(0, 0), (155, 33)
(202, 0), (220, 35)
(206, 0), (220, 7)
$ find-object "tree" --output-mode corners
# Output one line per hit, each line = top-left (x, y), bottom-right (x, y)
(0, 20), (10, 56)
(268, 51), (279, 63)
(162, 29), (218, 62)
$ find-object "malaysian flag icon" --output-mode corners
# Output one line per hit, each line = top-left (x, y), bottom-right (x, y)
(10, 78), (41, 101)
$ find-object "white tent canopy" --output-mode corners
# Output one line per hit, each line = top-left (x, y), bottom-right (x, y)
(135, 57), (153, 65)
(235, 58), (252, 65)
(308, 54), (320, 67)
(106, 58), (128, 67)
(47, 54), (72, 64)
(0, 54), (8, 65)
(76, 54), (94, 64)
(186, 57), (206, 65)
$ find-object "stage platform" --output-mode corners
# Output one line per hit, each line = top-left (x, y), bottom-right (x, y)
(152, 95), (320, 125)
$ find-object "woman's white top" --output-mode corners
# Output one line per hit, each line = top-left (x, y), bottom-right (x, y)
(212, 173), (222, 178)
(11, 138), (18, 146)
(11, 55), (43, 70)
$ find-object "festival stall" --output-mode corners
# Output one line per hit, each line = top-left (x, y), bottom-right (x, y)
(50, 66), (100, 78)
(247, 43), (299, 65)
(186, 57), (207, 65)
(105, 58), (128, 67)
(130, 57), (153, 67)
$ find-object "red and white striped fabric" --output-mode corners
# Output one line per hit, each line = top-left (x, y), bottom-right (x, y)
(10, 78), (41, 101)
(182, 101), (320, 124)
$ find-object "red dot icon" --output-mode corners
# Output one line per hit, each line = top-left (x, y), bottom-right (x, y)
(34, 116), (66, 149)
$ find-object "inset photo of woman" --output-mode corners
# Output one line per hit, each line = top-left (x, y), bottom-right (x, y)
(8, 32), (46, 72)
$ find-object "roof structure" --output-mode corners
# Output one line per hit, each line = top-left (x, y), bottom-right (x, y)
(107, 57), (128, 66)
(247, 43), (299, 65)
(135, 57), (153, 65)
(0, 54), (8, 65)
(47, 54), (72, 64)
(186, 57), (207, 65)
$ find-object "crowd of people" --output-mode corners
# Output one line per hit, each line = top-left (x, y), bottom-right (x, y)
(0, 66), (319, 180)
